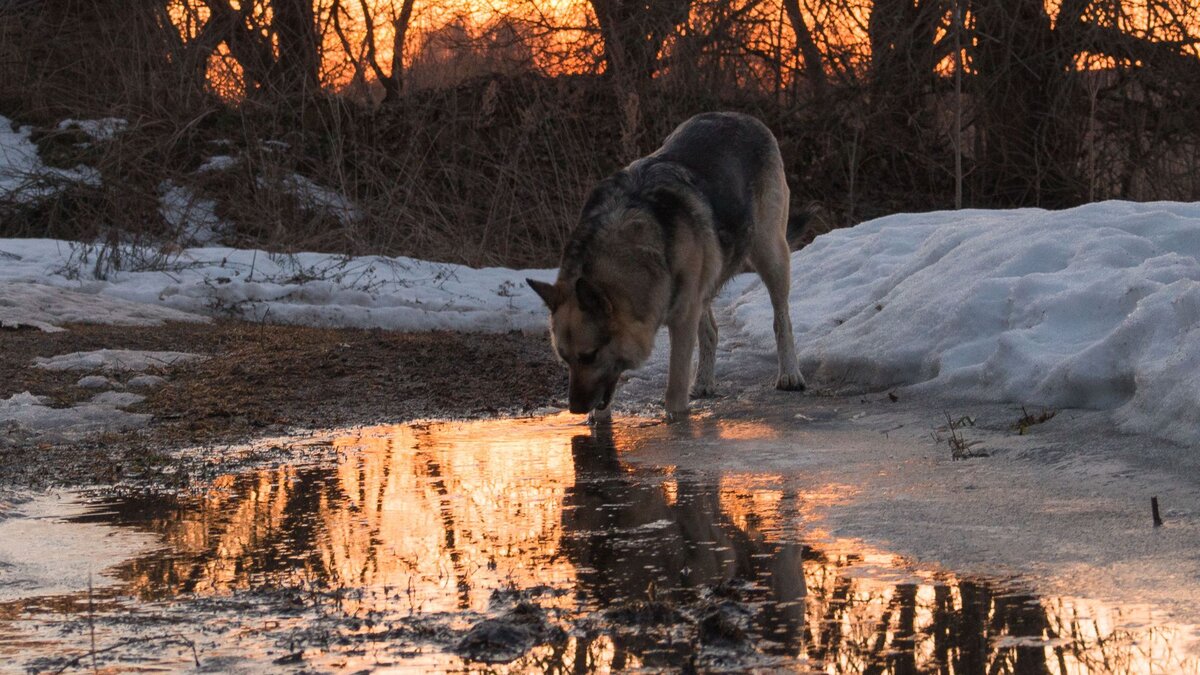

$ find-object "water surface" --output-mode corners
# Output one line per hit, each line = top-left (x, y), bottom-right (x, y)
(1, 414), (1195, 672)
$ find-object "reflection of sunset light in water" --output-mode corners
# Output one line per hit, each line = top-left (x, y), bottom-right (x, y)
(3, 414), (1196, 672)
(321, 417), (580, 612)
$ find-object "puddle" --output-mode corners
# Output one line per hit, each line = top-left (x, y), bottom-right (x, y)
(1, 414), (1197, 672)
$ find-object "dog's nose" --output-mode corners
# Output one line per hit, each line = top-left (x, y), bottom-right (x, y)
(568, 400), (591, 414)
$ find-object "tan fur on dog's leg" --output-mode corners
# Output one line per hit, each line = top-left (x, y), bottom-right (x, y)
(665, 309), (701, 419)
(753, 234), (806, 391)
(692, 306), (718, 398)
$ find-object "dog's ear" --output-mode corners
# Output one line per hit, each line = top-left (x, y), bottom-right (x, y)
(575, 277), (611, 316)
(527, 279), (563, 311)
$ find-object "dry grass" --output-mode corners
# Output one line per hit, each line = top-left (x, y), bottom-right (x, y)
(1014, 406), (1057, 435)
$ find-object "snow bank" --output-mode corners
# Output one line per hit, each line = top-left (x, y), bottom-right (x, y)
(0, 240), (554, 333)
(726, 200), (1200, 445)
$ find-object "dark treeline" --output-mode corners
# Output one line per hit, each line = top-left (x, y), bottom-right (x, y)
(1, 0), (1198, 266)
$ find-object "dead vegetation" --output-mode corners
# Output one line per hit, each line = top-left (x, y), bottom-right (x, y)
(3, 1), (1200, 268)
(1015, 406), (1057, 434)
(937, 412), (988, 460)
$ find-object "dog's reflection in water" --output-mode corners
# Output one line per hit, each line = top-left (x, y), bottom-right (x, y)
(562, 423), (806, 666)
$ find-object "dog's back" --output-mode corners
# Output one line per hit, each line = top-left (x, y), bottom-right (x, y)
(634, 112), (781, 272)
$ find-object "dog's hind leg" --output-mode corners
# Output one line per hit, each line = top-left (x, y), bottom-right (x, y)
(666, 307), (702, 419)
(750, 232), (806, 391)
(692, 305), (718, 398)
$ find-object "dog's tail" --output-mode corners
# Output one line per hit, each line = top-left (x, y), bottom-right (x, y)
(786, 205), (818, 252)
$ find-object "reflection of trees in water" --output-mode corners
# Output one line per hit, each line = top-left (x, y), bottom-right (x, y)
(90, 420), (1190, 672)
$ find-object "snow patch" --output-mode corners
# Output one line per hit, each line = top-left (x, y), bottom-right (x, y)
(0, 391), (150, 440)
(741, 201), (1200, 445)
(76, 375), (116, 389)
(56, 117), (128, 142)
(158, 180), (229, 246)
(197, 154), (238, 172)
(263, 172), (361, 224)
(0, 240), (553, 333)
(88, 391), (145, 408)
(1, 115), (100, 204)
(34, 349), (204, 372)
(127, 374), (167, 390)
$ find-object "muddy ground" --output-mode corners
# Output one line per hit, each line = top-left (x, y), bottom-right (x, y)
(0, 320), (566, 488)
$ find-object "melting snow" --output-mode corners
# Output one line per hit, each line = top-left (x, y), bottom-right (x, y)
(0, 391), (150, 441)
(0, 115), (100, 204)
(0, 281), (207, 331)
(56, 117), (128, 142)
(33, 349), (204, 372)
(158, 180), (229, 246)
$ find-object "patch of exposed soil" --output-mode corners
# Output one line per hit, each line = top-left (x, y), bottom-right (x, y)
(0, 320), (566, 488)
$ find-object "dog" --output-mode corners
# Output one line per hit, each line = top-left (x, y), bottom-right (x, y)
(527, 112), (807, 419)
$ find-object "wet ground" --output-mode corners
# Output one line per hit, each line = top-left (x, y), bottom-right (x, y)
(0, 321), (565, 487)
(2, 412), (1197, 673)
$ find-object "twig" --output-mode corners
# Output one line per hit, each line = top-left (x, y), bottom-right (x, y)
(1152, 496), (1163, 527)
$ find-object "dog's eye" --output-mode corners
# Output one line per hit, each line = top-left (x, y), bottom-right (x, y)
(579, 350), (598, 366)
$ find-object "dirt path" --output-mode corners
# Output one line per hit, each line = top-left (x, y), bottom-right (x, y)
(0, 321), (565, 487)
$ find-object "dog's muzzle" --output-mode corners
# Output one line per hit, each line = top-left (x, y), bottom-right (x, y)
(568, 376), (617, 414)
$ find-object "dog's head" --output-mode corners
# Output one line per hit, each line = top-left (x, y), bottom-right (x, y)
(528, 276), (651, 414)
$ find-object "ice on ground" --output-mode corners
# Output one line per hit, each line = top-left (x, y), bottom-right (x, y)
(0, 282), (208, 331)
(1, 115), (100, 203)
(0, 492), (157, 601)
(34, 349), (204, 372)
(0, 392), (151, 441)
(56, 117), (128, 142)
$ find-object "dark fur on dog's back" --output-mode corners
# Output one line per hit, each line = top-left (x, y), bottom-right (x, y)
(566, 112), (780, 280)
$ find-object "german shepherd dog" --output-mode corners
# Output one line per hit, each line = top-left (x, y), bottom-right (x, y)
(527, 112), (806, 419)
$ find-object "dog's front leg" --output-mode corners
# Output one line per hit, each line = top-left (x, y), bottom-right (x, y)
(665, 309), (701, 420)
(692, 306), (718, 398)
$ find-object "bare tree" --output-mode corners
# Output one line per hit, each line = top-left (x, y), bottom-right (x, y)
(589, 0), (692, 83)
(781, 0), (827, 94)
(332, 0), (416, 102)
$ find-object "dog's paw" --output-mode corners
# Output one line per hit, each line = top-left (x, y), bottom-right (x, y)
(664, 408), (691, 424)
(588, 407), (613, 425)
(690, 382), (717, 399)
(776, 371), (807, 391)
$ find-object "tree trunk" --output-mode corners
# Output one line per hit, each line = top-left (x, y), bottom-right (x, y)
(781, 0), (826, 94)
